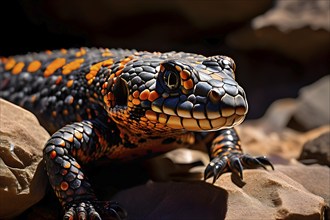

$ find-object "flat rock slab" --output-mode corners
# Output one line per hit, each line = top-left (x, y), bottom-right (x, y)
(0, 98), (49, 218)
(109, 163), (327, 220)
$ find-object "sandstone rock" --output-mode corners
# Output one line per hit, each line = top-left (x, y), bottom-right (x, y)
(276, 163), (330, 205)
(276, 163), (330, 219)
(109, 164), (326, 220)
(237, 123), (330, 161)
(218, 167), (326, 220)
(0, 98), (49, 218)
(298, 132), (330, 166)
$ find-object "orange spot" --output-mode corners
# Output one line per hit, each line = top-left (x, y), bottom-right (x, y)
(63, 109), (69, 115)
(103, 96), (110, 107)
(102, 48), (113, 57)
(115, 56), (133, 76)
(52, 111), (57, 117)
(101, 59), (114, 67)
(73, 161), (81, 169)
(85, 72), (95, 80)
(58, 139), (65, 147)
(45, 50), (52, 55)
(60, 48), (67, 54)
(145, 110), (157, 121)
(74, 130), (83, 140)
(0, 57), (8, 63)
(62, 58), (84, 75)
(132, 98), (140, 105)
(102, 52), (113, 57)
(50, 150), (57, 159)
(139, 89), (150, 100)
(27, 60), (42, 73)
(87, 78), (94, 85)
(102, 81), (108, 89)
(63, 161), (71, 169)
(55, 76), (63, 85)
(115, 69), (123, 76)
(133, 90), (140, 98)
(85, 61), (104, 82)
(12, 62), (25, 75)
(60, 181), (69, 191)
(148, 91), (159, 101)
(30, 95), (37, 103)
(5, 58), (16, 70)
(180, 70), (190, 80)
(183, 79), (194, 90)
(213, 135), (225, 143)
(75, 48), (86, 57)
(44, 58), (66, 77)
(66, 79), (74, 88)
(127, 101), (134, 108)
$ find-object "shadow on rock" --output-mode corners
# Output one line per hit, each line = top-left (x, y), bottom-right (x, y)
(112, 181), (228, 220)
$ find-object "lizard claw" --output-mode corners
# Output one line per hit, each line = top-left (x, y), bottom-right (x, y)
(64, 201), (101, 220)
(64, 201), (126, 220)
(204, 153), (274, 184)
(204, 156), (228, 183)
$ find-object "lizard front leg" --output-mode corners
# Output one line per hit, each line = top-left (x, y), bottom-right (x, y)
(204, 128), (274, 184)
(43, 120), (126, 220)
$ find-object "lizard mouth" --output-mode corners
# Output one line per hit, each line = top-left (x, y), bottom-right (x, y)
(145, 84), (248, 131)
(164, 115), (246, 131)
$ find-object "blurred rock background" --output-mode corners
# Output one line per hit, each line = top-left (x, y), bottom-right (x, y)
(1, 0), (329, 119)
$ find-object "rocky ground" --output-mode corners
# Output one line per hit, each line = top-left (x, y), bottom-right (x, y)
(0, 0), (329, 219)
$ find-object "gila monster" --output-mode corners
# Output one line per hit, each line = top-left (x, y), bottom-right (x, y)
(0, 47), (273, 219)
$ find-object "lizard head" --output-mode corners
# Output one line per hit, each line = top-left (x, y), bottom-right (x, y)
(103, 52), (248, 134)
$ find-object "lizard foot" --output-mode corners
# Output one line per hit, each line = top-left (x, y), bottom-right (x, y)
(204, 154), (274, 184)
(64, 201), (127, 220)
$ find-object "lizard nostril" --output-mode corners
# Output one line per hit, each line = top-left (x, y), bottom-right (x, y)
(208, 89), (221, 104)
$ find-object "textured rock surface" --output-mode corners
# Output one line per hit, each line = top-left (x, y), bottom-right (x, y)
(108, 163), (326, 220)
(218, 167), (326, 220)
(0, 98), (49, 218)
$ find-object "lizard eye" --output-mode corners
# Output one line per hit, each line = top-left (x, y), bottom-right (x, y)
(164, 70), (180, 90)
(113, 77), (128, 106)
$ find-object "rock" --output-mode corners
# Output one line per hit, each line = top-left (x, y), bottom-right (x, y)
(276, 163), (330, 205)
(288, 75), (330, 131)
(237, 123), (330, 161)
(252, 0), (330, 31)
(228, 0), (330, 62)
(0, 98), (49, 218)
(218, 167), (326, 220)
(298, 132), (330, 166)
(108, 164), (326, 220)
(276, 163), (330, 219)
(235, 77), (330, 161)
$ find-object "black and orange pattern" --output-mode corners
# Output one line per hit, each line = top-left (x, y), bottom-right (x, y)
(0, 48), (273, 219)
